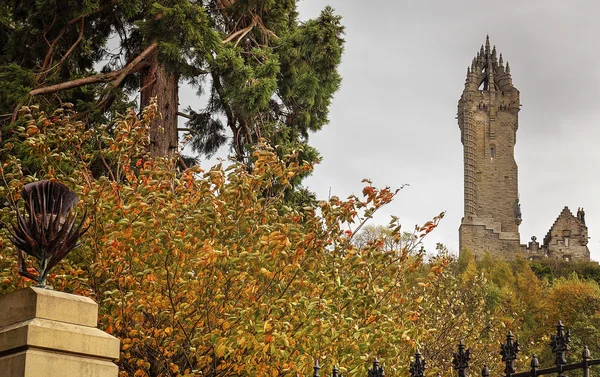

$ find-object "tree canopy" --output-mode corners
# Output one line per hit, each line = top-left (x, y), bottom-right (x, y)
(1, 0), (344, 164)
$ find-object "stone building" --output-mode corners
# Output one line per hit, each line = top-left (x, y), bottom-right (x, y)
(526, 207), (590, 261)
(457, 36), (590, 261)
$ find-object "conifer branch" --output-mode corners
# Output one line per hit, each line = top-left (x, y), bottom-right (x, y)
(41, 17), (57, 49)
(96, 43), (159, 112)
(215, 0), (236, 9)
(221, 13), (277, 46)
(252, 13), (279, 40)
(29, 43), (158, 97)
(233, 21), (256, 47)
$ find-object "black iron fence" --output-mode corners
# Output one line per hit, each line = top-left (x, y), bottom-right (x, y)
(313, 321), (599, 377)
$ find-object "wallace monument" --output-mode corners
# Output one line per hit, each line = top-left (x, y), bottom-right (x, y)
(457, 36), (590, 261)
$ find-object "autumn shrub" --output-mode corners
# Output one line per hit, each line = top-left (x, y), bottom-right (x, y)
(0, 104), (459, 377)
(530, 259), (600, 284)
(452, 250), (600, 371)
(7, 104), (600, 376)
(408, 257), (510, 374)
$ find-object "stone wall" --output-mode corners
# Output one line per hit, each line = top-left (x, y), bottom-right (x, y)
(459, 221), (524, 259)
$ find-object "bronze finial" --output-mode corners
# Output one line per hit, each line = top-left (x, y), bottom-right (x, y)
(8, 180), (88, 288)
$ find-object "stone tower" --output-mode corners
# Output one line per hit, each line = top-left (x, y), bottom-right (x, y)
(458, 36), (523, 258)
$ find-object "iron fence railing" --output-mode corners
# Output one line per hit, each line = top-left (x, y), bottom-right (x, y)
(313, 321), (600, 377)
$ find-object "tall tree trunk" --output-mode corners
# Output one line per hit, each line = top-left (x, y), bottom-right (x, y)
(140, 53), (179, 157)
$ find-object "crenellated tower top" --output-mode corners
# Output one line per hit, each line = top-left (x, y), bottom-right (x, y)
(464, 35), (514, 93)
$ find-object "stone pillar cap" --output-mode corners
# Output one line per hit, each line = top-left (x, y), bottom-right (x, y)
(0, 287), (98, 329)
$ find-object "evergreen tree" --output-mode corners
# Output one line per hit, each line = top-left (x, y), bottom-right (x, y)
(0, 0), (344, 165)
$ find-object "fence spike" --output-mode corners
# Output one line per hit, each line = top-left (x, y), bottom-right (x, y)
(583, 345), (591, 377)
(482, 365), (490, 377)
(550, 320), (570, 368)
(583, 345), (591, 360)
(501, 331), (520, 377)
(410, 350), (426, 377)
(453, 340), (471, 377)
(312, 323), (596, 377)
(332, 365), (340, 377)
(369, 358), (385, 377)
(313, 360), (321, 377)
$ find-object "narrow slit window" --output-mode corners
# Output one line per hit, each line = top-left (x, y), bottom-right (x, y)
(490, 145), (496, 159)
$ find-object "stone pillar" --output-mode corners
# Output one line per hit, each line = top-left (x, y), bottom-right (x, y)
(0, 287), (120, 377)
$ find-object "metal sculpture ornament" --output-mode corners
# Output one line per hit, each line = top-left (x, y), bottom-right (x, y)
(8, 180), (88, 288)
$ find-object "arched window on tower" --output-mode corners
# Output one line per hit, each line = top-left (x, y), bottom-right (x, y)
(490, 145), (496, 159)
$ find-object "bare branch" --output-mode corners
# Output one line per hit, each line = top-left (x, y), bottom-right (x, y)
(252, 13), (278, 40)
(52, 17), (85, 72)
(41, 19), (75, 71)
(178, 155), (189, 170)
(30, 43), (158, 97)
(222, 20), (256, 44)
(139, 76), (157, 95)
(177, 112), (193, 120)
(31, 70), (116, 96)
(39, 5), (110, 73)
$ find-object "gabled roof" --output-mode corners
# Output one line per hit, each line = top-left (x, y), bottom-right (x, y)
(543, 206), (585, 246)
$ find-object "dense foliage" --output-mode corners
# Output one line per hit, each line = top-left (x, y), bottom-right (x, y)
(0, 104), (451, 376)
(1, 0), (344, 164)
(2, 104), (600, 376)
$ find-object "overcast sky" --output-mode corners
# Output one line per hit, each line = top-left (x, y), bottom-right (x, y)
(292, 0), (600, 259)
(179, 1), (600, 259)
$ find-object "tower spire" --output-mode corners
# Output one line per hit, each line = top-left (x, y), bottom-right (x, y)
(465, 36), (514, 92)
